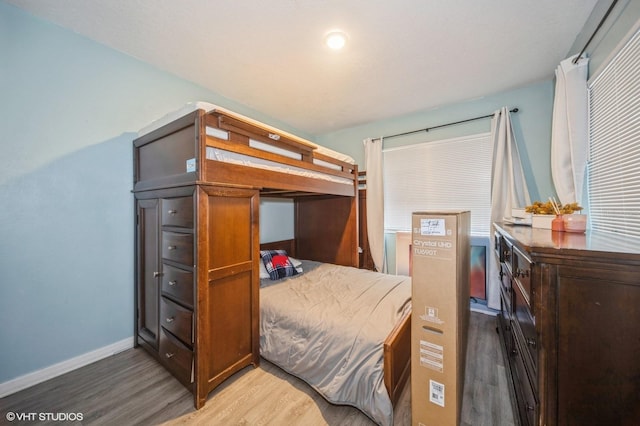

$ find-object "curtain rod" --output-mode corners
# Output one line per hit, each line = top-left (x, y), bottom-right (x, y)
(382, 107), (519, 140)
(573, 0), (619, 64)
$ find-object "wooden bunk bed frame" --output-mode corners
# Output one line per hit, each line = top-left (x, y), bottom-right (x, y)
(132, 106), (410, 409)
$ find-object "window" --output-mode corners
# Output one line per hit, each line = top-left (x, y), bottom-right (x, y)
(588, 27), (640, 237)
(383, 133), (492, 236)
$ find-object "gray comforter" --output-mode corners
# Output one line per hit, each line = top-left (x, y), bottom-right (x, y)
(259, 261), (411, 426)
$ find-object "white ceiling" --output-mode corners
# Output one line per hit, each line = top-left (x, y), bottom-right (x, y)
(8, 0), (599, 135)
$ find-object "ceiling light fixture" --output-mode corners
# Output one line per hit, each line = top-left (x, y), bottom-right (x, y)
(325, 30), (348, 50)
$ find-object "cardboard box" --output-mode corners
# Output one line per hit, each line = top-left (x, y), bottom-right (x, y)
(411, 211), (470, 426)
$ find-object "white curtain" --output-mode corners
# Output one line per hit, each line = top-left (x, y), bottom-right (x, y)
(364, 137), (386, 272)
(551, 55), (590, 205)
(489, 107), (531, 310)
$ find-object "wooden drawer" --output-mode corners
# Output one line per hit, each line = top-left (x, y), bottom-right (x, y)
(162, 264), (193, 308)
(502, 238), (513, 274)
(512, 245), (532, 306)
(159, 327), (193, 386)
(512, 332), (538, 426)
(497, 310), (514, 356)
(499, 264), (512, 313)
(500, 288), (512, 324)
(162, 196), (193, 228)
(513, 279), (537, 375)
(162, 231), (194, 265)
(160, 297), (193, 346)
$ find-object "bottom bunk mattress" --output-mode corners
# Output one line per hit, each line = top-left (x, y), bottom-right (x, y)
(259, 261), (411, 426)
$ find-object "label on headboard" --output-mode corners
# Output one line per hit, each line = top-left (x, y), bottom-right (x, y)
(186, 158), (196, 173)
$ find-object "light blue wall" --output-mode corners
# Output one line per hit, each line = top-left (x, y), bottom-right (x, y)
(0, 2), (310, 383)
(260, 198), (295, 242)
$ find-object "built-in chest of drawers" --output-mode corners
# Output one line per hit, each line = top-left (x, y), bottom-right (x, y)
(158, 195), (195, 385)
(135, 184), (260, 409)
(494, 223), (640, 426)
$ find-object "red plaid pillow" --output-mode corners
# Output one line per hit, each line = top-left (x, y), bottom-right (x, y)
(260, 250), (298, 280)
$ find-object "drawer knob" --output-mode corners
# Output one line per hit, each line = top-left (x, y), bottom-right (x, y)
(166, 317), (175, 323)
(165, 352), (175, 359)
(168, 280), (177, 286)
(153, 271), (162, 277)
(167, 245), (177, 251)
(168, 209), (178, 215)
(526, 337), (537, 348)
(525, 403), (535, 411)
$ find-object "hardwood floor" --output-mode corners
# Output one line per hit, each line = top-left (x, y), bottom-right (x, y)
(460, 312), (515, 426)
(0, 312), (514, 425)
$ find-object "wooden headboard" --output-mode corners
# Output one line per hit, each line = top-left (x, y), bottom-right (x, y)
(260, 195), (358, 267)
(260, 239), (296, 257)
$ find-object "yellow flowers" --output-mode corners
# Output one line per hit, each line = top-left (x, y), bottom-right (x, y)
(525, 201), (583, 215)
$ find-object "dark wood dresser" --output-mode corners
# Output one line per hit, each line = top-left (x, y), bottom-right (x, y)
(494, 222), (640, 426)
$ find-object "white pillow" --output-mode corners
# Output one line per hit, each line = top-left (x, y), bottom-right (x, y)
(290, 257), (303, 273)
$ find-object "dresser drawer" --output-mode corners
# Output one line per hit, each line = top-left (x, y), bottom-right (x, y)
(162, 264), (193, 308)
(500, 289), (513, 324)
(513, 279), (538, 374)
(160, 297), (193, 346)
(159, 327), (193, 385)
(499, 264), (512, 313)
(512, 333), (538, 426)
(512, 245), (532, 306)
(162, 231), (194, 265)
(162, 196), (193, 228)
(503, 239), (513, 274)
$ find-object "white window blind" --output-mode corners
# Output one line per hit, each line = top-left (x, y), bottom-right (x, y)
(383, 133), (492, 235)
(588, 27), (640, 237)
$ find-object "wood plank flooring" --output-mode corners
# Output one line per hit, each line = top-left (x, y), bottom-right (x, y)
(0, 312), (514, 425)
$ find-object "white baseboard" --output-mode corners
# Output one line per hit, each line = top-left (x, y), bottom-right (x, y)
(470, 304), (499, 316)
(0, 337), (134, 398)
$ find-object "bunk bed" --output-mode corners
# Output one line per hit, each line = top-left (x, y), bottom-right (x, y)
(132, 102), (411, 418)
